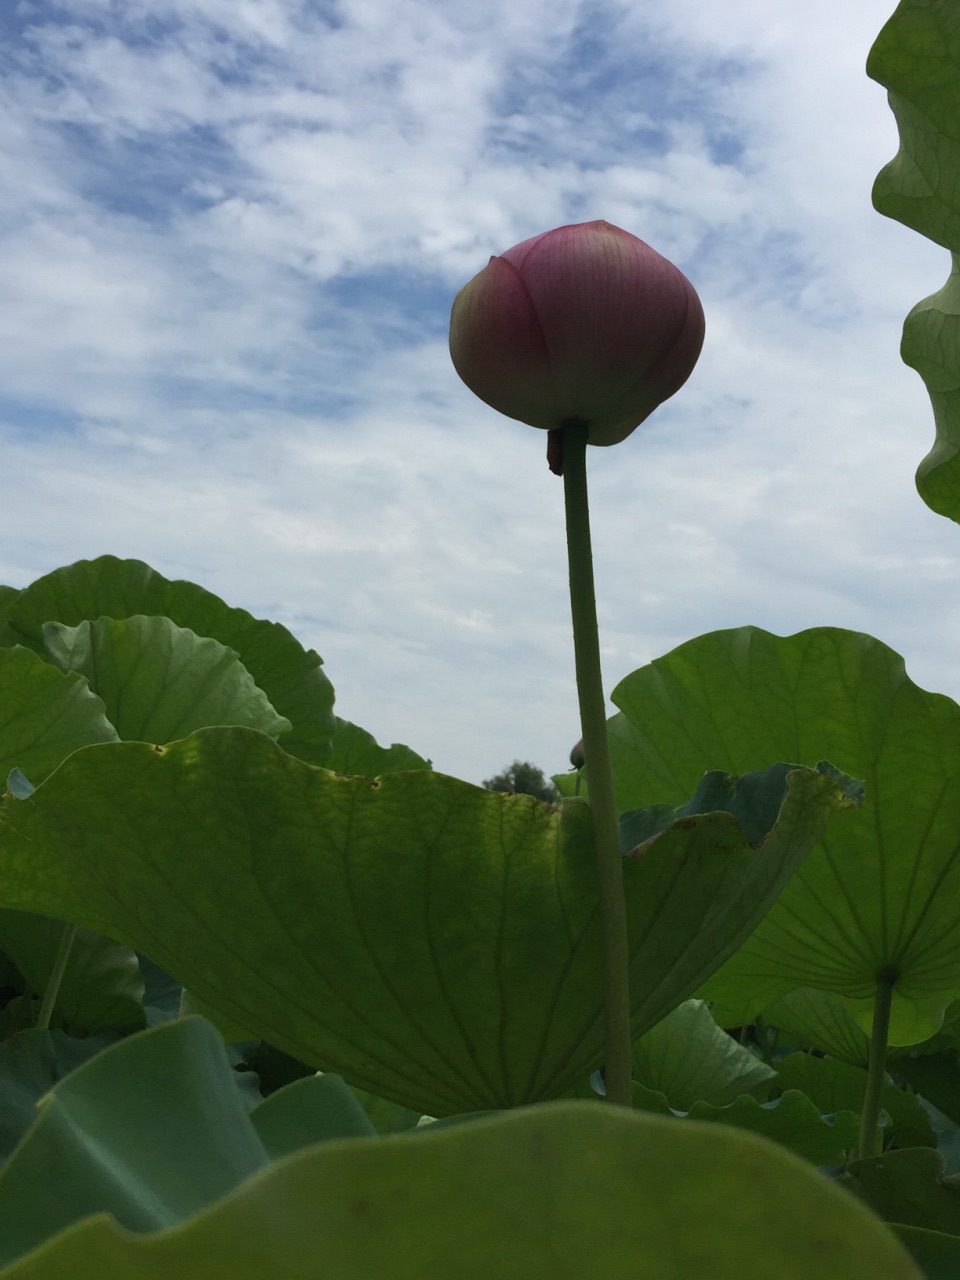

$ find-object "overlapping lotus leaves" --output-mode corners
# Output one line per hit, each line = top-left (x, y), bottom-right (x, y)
(324, 715), (432, 775)
(0, 1028), (121, 1163)
(629, 1081), (860, 1167)
(632, 999), (776, 1110)
(0, 911), (142, 1035)
(0, 728), (855, 1115)
(0, 647), (116, 788)
(0, 556), (335, 764)
(757, 987), (871, 1067)
(43, 616), (290, 744)
(0, 1019), (921, 1280)
(869, 0), (960, 521)
(607, 625), (960, 1041)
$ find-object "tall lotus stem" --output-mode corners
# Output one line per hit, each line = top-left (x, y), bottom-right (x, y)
(560, 421), (633, 1106)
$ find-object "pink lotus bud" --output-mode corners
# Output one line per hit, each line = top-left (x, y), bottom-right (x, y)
(449, 220), (704, 447)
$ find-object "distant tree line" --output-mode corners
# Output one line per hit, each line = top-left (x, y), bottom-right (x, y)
(482, 760), (559, 803)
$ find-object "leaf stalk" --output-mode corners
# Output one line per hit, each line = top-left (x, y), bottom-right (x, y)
(857, 972), (895, 1160)
(36, 922), (78, 1031)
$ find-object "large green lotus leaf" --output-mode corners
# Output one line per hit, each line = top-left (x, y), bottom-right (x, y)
(869, 0), (960, 520)
(0, 729), (855, 1116)
(43, 616), (290, 744)
(0, 910), (143, 1034)
(0, 647), (116, 788)
(0, 556), (334, 764)
(630, 1081), (861, 1167)
(632, 999), (776, 1109)
(325, 716), (432, 776)
(0, 1096), (922, 1280)
(608, 626), (960, 1041)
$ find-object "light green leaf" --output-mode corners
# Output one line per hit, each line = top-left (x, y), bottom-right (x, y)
(633, 999), (776, 1109)
(44, 616), (290, 743)
(0, 648), (116, 789)
(0, 729), (855, 1116)
(0, 556), (334, 764)
(0, 1087), (922, 1279)
(869, 0), (960, 520)
(608, 626), (960, 1042)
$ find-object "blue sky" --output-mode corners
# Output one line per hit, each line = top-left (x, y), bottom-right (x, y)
(1, 0), (955, 783)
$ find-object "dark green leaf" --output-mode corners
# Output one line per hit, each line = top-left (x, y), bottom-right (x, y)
(892, 1224), (960, 1280)
(630, 1081), (860, 1166)
(895, 1052), (960, 1125)
(868, 0), (960, 521)
(846, 1147), (960, 1237)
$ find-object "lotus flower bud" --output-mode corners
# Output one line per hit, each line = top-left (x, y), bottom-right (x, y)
(449, 220), (704, 447)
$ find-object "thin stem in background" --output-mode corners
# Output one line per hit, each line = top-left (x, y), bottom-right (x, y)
(559, 420), (633, 1107)
(36, 922), (78, 1031)
(857, 972), (895, 1160)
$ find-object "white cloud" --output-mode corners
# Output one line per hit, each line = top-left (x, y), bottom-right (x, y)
(0, 0), (955, 785)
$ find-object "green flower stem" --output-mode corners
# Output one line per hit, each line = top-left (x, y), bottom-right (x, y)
(560, 420), (633, 1107)
(857, 972), (895, 1160)
(36, 922), (78, 1031)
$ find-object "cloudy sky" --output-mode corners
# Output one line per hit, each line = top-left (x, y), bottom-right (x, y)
(0, 0), (953, 785)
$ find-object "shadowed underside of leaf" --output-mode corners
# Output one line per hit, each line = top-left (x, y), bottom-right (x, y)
(869, 0), (960, 521)
(607, 625), (960, 1041)
(0, 647), (117, 789)
(43, 616), (291, 744)
(0, 729), (855, 1116)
